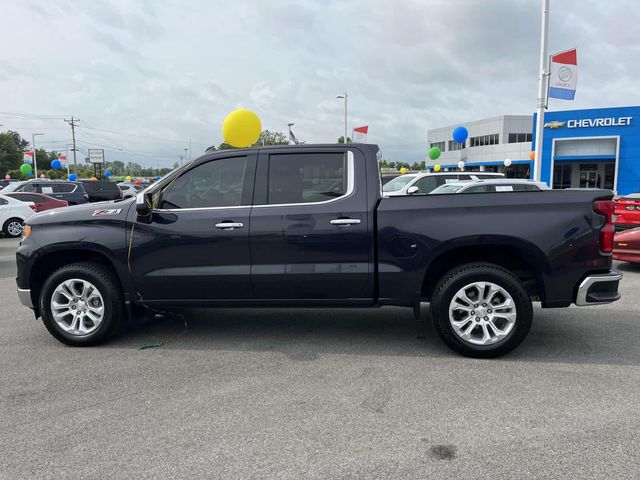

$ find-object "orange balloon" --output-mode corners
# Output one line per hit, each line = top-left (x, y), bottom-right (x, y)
(529, 151), (535, 161)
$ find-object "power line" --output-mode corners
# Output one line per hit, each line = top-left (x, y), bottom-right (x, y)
(77, 124), (209, 147)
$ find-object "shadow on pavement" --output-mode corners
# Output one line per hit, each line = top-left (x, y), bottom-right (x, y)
(98, 303), (640, 367)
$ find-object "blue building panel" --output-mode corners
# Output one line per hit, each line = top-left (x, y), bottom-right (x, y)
(532, 106), (640, 194)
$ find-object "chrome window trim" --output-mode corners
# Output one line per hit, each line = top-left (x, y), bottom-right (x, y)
(254, 150), (355, 209)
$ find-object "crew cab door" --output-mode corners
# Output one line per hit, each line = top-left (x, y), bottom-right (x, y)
(249, 147), (373, 302)
(128, 153), (256, 302)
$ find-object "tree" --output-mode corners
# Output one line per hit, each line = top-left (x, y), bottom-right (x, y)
(0, 130), (29, 176)
(208, 129), (290, 151)
(111, 161), (125, 175)
(337, 136), (352, 144)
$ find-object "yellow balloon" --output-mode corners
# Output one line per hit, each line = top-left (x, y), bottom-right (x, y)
(222, 109), (262, 148)
(400, 167), (408, 175)
(126, 176), (132, 181)
(434, 164), (441, 172)
(90, 176), (97, 181)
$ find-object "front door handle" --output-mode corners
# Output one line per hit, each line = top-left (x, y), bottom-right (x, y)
(215, 222), (244, 230)
(330, 218), (361, 226)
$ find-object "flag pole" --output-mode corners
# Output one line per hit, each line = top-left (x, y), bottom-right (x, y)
(533, 0), (550, 182)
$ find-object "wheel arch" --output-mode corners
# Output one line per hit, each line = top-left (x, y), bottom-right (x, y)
(420, 236), (550, 303)
(28, 246), (132, 317)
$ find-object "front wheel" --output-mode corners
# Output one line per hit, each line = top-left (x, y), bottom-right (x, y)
(3, 218), (24, 237)
(430, 263), (533, 358)
(40, 262), (125, 346)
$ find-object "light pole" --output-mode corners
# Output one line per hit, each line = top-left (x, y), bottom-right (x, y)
(32, 133), (44, 178)
(183, 147), (188, 165)
(336, 93), (347, 143)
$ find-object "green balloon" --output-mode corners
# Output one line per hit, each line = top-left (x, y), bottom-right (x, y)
(428, 147), (441, 160)
(20, 163), (32, 174)
(120, 176), (125, 181)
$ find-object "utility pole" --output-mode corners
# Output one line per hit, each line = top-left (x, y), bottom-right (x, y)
(533, 0), (549, 182)
(64, 117), (80, 172)
(32, 132), (44, 178)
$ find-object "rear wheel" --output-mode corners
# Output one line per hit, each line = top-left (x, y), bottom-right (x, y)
(40, 262), (125, 346)
(3, 218), (24, 237)
(430, 263), (533, 358)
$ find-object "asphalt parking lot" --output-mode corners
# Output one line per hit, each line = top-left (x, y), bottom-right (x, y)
(1, 236), (640, 479)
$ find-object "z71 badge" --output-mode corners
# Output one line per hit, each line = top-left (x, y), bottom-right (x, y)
(92, 208), (122, 217)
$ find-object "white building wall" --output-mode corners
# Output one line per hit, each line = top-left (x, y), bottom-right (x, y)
(426, 115), (533, 168)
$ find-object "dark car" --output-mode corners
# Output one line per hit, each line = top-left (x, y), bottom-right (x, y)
(16, 144), (621, 358)
(79, 180), (123, 202)
(4, 192), (68, 212)
(0, 179), (19, 190)
(14, 180), (89, 205)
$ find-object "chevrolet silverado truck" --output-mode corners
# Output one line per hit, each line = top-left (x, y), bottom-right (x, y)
(15, 144), (622, 357)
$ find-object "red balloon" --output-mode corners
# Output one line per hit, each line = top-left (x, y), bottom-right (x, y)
(134, 179), (142, 185)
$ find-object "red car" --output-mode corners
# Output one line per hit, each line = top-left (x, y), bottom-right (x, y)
(5, 192), (69, 212)
(613, 227), (640, 264)
(613, 193), (640, 230)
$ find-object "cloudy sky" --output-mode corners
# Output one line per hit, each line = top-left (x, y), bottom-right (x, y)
(1, 0), (639, 166)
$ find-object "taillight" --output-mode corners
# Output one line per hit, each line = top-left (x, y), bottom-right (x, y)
(29, 204), (37, 212)
(594, 200), (615, 254)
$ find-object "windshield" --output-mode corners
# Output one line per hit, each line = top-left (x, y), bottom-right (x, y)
(431, 184), (465, 194)
(382, 175), (417, 192)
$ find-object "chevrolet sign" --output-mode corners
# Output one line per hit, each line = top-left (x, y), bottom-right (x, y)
(544, 121), (566, 129)
(567, 117), (632, 128)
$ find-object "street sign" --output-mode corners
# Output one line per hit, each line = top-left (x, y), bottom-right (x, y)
(88, 149), (105, 164)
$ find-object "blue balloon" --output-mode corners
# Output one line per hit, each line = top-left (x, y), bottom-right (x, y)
(155, 175), (161, 180)
(68, 173), (77, 181)
(452, 126), (469, 144)
(105, 170), (111, 177)
(51, 159), (62, 169)
(27, 171), (33, 176)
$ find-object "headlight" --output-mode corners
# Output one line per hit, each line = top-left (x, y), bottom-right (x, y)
(23, 225), (31, 238)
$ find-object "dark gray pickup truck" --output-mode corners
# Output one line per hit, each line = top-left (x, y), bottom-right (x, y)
(16, 143), (621, 357)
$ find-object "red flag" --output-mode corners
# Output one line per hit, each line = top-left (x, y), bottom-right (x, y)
(354, 125), (368, 134)
(58, 154), (67, 160)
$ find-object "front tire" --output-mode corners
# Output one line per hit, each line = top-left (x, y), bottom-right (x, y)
(40, 262), (125, 346)
(430, 262), (533, 358)
(3, 218), (24, 237)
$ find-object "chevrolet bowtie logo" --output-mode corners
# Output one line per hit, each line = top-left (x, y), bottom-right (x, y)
(544, 121), (566, 129)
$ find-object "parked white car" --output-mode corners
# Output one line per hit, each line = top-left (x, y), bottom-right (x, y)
(429, 179), (549, 194)
(0, 193), (36, 237)
(0, 180), (29, 193)
(383, 172), (505, 196)
(117, 182), (144, 198)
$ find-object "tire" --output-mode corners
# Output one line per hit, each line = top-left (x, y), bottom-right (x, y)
(40, 262), (125, 346)
(430, 262), (533, 358)
(3, 218), (24, 238)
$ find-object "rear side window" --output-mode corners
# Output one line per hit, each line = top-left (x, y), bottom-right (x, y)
(465, 185), (496, 193)
(0, 197), (7, 205)
(511, 184), (540, 191)
(53, 183), (76, 193)
(267, 152), (349, 205)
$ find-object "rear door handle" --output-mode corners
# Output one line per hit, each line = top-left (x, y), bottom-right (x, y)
(330, 218), (361, 226)
(215, 222), (244, 230)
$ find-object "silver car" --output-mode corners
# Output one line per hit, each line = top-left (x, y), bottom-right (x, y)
(383, 172), (505, 196)
(429, 179), (549, 194)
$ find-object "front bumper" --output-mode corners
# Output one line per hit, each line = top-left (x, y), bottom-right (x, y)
(17, 288), (33, 308)
(575, 271), (622, 306)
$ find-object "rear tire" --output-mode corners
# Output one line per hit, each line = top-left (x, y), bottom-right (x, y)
(3, 218), (24, 237)
(40, 262), (125, 346)
(430, 262), (533, 358)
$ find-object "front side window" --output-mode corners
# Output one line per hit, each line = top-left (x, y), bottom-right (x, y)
(465, 185), (496, 193)
(159, 156), (247, 209)
(414, 176), (438, 193)
(267, 152), (349, 204)
(17, 183), (37, 193)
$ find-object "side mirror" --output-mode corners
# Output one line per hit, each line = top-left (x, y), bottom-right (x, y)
(136, 192), (153, 215)
(407, 186), (420, 195)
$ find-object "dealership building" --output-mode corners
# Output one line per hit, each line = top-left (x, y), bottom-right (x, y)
(426, 106), (640, 194)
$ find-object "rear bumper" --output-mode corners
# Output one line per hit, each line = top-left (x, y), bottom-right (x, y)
(17, 288), (33, 308)
(575, 271), (622, 306)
